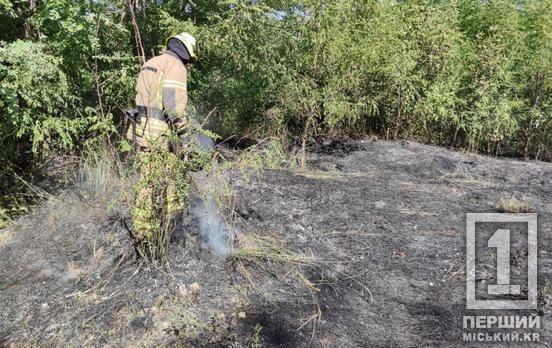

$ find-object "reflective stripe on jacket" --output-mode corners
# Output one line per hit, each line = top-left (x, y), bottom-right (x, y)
(127, 51), (188, 148)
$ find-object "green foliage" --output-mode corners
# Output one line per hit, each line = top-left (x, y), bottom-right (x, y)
(1, 0), (552, 179)
(0, 40), (88, 158)
(251, 322), (263, 347)
(130, 126), (215, 262)
(132, 145), (188, 261)
(0, 0), (15, 17)
(187, 0), (552, 159)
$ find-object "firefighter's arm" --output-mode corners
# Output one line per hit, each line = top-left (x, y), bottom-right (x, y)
(161, 63), (188, 131)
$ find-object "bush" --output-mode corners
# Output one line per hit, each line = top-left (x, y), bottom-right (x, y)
(0, 40), (90, 160)
(2, 0), (552, 168)
(186, 0), (552, 160)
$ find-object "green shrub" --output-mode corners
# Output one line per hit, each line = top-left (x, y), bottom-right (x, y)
(0, 40), (89, 159)
(3, 0), (552, 168)
(186, 0), (552, 160)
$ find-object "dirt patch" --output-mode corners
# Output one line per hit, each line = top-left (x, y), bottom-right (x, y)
(0, 140), (551, 347)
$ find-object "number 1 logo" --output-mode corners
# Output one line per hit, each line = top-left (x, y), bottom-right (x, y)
(466, 213), (537, 310)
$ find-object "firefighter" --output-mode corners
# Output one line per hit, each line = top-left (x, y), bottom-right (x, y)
(127, 32), (198, 251)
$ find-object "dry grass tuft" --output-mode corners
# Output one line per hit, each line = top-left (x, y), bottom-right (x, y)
(78, 145), (129, 203)
(0, 229), (16, 247)
(230, 231), (322, 337)
(496, 197), (535, 213)
(232, 232), (317, 266)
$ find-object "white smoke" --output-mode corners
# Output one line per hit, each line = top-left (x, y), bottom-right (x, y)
(186, 126), (231, 256)
(189, 195), (232, 257)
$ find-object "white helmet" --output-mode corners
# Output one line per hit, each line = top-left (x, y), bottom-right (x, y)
(167, 32), (198, 63)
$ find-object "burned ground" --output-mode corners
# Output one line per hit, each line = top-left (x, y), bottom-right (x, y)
(0, 140), (551, 347)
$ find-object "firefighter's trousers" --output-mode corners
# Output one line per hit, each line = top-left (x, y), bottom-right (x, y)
(131, 149), (183, 243)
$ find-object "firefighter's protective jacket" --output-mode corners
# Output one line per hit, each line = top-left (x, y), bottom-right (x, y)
(127, 51), (188, 148)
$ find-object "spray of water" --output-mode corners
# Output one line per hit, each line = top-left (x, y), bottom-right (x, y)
(189, 195), (232, 257)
